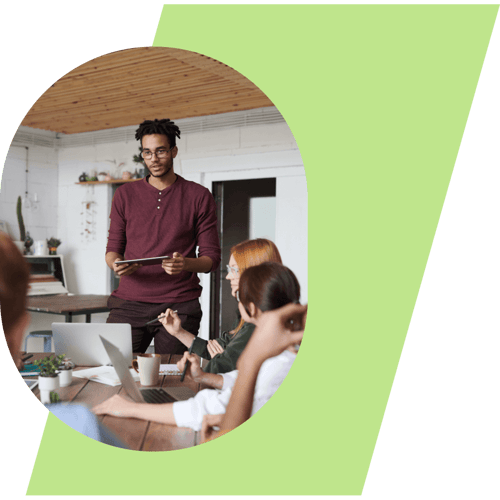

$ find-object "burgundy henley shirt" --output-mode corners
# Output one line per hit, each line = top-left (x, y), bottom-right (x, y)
(106, 175), (221, 304)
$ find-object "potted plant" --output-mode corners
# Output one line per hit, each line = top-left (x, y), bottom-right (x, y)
(58, 357), (74, 387)
(133, 148), (147, 178)
(34, 354), (65, 404)
(46, 237), (62, 255)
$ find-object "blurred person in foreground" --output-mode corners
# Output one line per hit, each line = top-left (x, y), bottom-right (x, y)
(0, 232), (126, 448)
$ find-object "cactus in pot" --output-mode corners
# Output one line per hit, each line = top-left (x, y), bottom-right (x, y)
(17, 196), (26, 242)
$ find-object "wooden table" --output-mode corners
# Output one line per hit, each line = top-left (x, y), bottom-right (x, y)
(27, 294), (110, 322)
(26, 353), (203, 451)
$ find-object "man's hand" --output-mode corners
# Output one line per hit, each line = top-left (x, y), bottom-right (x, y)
(158, 308), (182, 337)
(162, 252), (185, 275)
(93, 393), (139, 417)
(113, 258), (142, 276)
(201, 413), (224, 443)
(238, 303), (307, 369)
(207, 339), (224, 358)
(176, 351), (203, 382)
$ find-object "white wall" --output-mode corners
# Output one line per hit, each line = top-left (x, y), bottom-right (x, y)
(2, 116), (308, 348)
(57, 141), (140, 296)
(0, 144), (60, 352)
(0, 145), (58, 243)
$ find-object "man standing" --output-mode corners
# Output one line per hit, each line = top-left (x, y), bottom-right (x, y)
(105, 118), (221, 354)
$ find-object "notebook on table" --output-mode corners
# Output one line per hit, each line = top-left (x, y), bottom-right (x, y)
(100, 336), (178, 404)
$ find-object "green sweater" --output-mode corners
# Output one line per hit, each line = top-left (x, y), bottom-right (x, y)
(190, 321), (256, 374)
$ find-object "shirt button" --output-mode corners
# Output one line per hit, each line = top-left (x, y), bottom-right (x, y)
(157, 206), (160, 209)
(159, 192), (162, 195)
(158, 199), (161, 202)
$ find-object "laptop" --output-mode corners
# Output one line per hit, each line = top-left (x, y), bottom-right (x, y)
(52, 323), (133, 367)
(100, 336), (177, 404)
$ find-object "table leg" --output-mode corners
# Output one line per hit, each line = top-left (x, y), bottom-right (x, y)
(43, 336), (52, 353)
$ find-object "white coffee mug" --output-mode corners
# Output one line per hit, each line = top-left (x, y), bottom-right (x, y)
(132, 354), (161, 386)
(34, 240), (49, 256)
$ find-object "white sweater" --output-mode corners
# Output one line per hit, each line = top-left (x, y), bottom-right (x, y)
(172, 350), (296, 431)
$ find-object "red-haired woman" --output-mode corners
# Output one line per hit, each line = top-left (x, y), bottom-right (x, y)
(159, 238), (282, 374)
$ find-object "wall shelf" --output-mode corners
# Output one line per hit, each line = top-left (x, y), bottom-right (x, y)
(75, 178), (143, 185)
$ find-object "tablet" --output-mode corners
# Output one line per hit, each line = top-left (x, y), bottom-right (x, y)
(115, 255), (172, 266)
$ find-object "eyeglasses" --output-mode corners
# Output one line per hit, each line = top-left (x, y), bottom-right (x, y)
(140, 146), (175, 160)
(226, 264), (240, 275)
(236, 290), (240, 302)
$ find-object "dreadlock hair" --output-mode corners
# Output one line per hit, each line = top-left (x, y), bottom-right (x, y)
(135, 119), (181, 148)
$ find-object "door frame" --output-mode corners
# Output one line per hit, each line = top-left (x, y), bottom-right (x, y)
(198, 165), (305, 340)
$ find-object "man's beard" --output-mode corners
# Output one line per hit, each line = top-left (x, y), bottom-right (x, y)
(148, 163), (172, 178)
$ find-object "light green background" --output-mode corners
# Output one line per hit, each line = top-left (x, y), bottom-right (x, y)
(28, 5), (497, 495)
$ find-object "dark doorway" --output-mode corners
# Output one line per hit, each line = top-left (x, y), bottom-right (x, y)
(210, 178), (276, 339)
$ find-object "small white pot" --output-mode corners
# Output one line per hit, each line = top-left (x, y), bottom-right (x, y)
(34, 240), (49, 256)
(58, 369), (73, 387)
(38, 375), (60, 404)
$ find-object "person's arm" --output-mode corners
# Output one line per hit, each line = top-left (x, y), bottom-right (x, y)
(202, 322), (256, 374)
(162, 253), (213, 276)
(92, 394), (177, 425)
(190, 329), (232, 360)
(158, 309), (197, 349)
(218, 304), (307, 434)
(184, 255), (213, 273)
(105, 251), (142, 276)
(105, 188), (141, 276)
(194, 189), (221, 272)
(176, 352), (224, 389)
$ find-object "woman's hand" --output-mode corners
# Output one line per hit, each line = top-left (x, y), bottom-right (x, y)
(158, 308), (182, 337)
(93, 393), (140, 418)
(201, 413), (224, 443)
(207, 339), (224, 358)
(176, 351), (203, 382)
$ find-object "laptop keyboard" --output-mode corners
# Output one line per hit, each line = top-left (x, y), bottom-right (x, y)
(141, 388), (177, 404)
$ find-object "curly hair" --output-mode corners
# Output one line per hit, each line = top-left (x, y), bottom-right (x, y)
(135, 118), (181, 148)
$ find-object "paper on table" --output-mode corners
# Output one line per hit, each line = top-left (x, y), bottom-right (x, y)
(160, 364), (181, 375)
(73, 366), (140, 386)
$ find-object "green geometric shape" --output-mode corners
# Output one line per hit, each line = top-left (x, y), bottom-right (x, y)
(27, 5), (497, 495)
(363, 8), (500, 499)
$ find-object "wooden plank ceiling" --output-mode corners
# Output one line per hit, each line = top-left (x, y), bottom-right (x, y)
(21, 47), (274, 134)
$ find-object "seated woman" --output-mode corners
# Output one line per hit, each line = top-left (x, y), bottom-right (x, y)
(201, 301), (307, 443)
(92, 262), (303, 433)
(159, 238), (282, 374)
